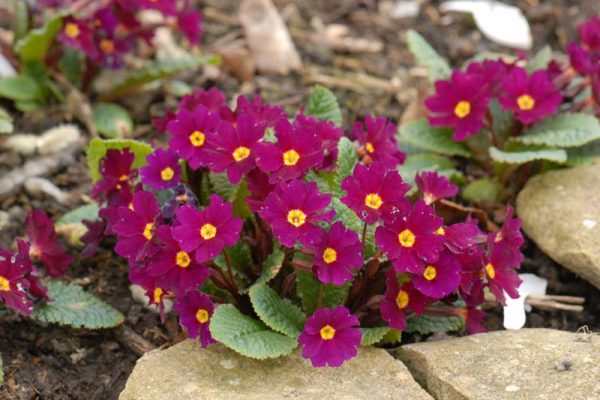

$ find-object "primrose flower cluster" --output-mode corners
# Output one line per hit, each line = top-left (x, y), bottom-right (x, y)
(84, 87), (524, 367)
(0, 211), (72, 316)
(42, 0), (201, 68)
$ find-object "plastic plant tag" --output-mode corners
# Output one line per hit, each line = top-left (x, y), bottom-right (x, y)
(503, 273), (547, 330)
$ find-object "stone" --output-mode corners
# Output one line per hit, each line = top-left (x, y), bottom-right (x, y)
(397, 328), (600, 400)
(516, 163), (600, 289)
(119, 341), (432, 400)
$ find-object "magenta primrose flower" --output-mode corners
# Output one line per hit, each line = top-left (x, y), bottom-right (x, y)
(173, 291), (216, 348)
(58, 17), (97, 58)
(205, 115), (265, 184)
(114, 191), (161, 263)
(0, 251), (34, 316)
(172, 195), (242, 263)
(353, 115), (405, 168)
(235, 95), (287, 128)
(380, 271), (430, 330)
(141, 148), (182, 190)
(129, 266), (169, 320)
(313, 221), (363, 285)
(245, 168), (276, 213)
(499, 67), (562, 125)
(483, 241), (523, 306)
(14, 239), (49, 301)
(411, 250), (461, 299)
(578, 16), (600, 52)
(415, 171), (458, 205)
(25, 210), (73, 277)
(298, 306), (361, 367)
(255, 118), (324, 183)
(341, 162), (410, 224)
(439, 221), (483, 253)
(294, 114), (343, 172)
(259, 180), (334, 248)
(147, 226), (211, 294)
(375, 200), (445, 273)
(91, 148), (137, 204)
(568, 42), (594, 74)
(425, 70), (491, 141)
(167, 105), (220, 170)
(176, 10), (203, 45)
(465, 59), (508, 96)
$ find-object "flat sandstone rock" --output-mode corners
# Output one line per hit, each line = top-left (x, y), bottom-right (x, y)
(119, 341), (432, 400)
(516, 163), (600, 288)
(397, 329), (600, 400)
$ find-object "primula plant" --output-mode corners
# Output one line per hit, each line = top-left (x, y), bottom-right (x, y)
(400, 18), (600, 204)
(81, 85), (525, 367)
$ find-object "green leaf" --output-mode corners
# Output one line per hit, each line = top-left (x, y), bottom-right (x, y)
(462, 178), (501, 203)
(405, 314), (464, 334)
(55, 204), (100, 245)
(11, 0), (29, 41)
(209, 172), (238, 202)
(209, 304), (297, 359)
(527, 45), (552, 73)
(295, 270), (349, 314)
(330, 197), (376, 259)
(102, 55), (220, 96)
(406, 30), (451, 82)
(360, 327), (390, 346)
(15, 14), (64, 63)
(489, 146), (567, 164)
(305, 84), (342, 126)
(0, 75), (43, 101)
(92, 103), (134, 138)
(398, 120), (471, 158)
(32, 281), (125, 329)
(86, 138), (153, 182)
(214, 242), (253, 283)
(512, 113), (600, 148)
(397, 153), (461, 187)
(566, 139), (600, 167)
(59, 48), (83, 88)
(489, 100), (514, 141)
(381, 328), (402, 345)
(333, 137), (357, 196)
(249, 284), (306, 339)
(251, 250), (285, 289)
(0, 107), (13, 134)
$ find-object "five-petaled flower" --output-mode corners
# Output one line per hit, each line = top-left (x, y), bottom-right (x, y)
(411, 250), (461, 299)
(141, 148), (182, 190)
(353, 115), (405, 168)
(415, 171), (458, 205)
(259, 180), (334, 248)
(25, 210), (73, 277)
(313, 221), (363, 285)
(298, 306), (362, 367)
(172, 195), (242, 263)
(341, 162), (410, 224)
(380, 271), (430, 330)
(0, 251), (34, 316)
(173, 290), (216, 348)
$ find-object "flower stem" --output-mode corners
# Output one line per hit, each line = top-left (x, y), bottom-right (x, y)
(223, 250), (236, 291)
(361, 221), (368, 251)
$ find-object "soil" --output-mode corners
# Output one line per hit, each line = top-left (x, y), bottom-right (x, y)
(0, 0), (599, 399)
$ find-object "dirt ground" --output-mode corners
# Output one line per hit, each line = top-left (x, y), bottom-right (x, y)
(0, 0), (598, 399)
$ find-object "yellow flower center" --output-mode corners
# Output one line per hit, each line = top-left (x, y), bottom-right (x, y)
(364, 193), (383, 210)
(517, 94), (535, 111)
(200, 223), (217, 240)
(196, 308), (209, 323)
(99, 39), (115, 54)
(128, 202), (134, 211)
(153, 287), (163, 304)
(398, 229), (415, 248)
(119, 174), (129, 182)
(64, 23), (80, 38)
(365, 142), (375, 154)
(143, 222), (154, 240)
(423, 266), (437, 281)
(232, 146), (251, 162)
(319, 325), (336, 340)
(322, 247), (337, 264)
(485, 263), (496, 279)
(0, 276), (10, 291)
(175, 251), (191, 268)
(454, 100), (471, 118)
(435, 227), (445, 236)
(283, 149), (300, 166)
(286, 209), (306, 227)
(189, 131), (205, 147)
(160, 167), (175, 181)
(396, 290), (409, 309)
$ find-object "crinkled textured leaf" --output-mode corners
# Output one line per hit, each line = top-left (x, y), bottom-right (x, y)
(398, 120), (471, 158)
(0, 75), (43, 101)
(214, 242), (252, 283)
(32, 281), (125, 329)
(331, 197), (376, 258)
(59, 48), (82, 88)
(15, 14), (63, 62)
(92, 103), (133, 138)
(381, 328), (402, 345)
(566, 140), (600, 167)
(209, 304), (297, 359)
(101, 55), (220, 97)
(406, 30), (451, 82)
(249, 250), (285, 290)
(513, 113), (600, 148)
(405, 314), (464, 334)
(209, 172), (238, 202)
(249, 284), (306, 338)
(295, 270), (350, 314)
(86, 138), (153, 182)
(489, 146), (567, 164)
(305, 84), (342, 126)
(489, 100), (514, 141)
(462, 178), (501, 203)
(527, 45), (552, 73)
(360, 327), (390, 346)
(333, 137), (358, 197)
